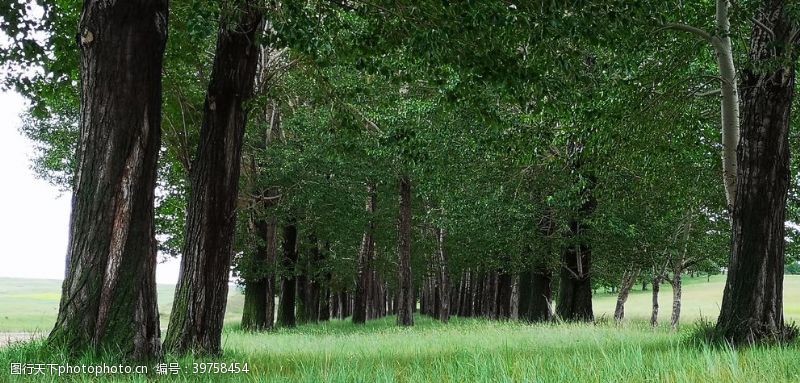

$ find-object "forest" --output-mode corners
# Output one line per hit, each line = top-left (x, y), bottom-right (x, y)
(1, 0), (800, 381)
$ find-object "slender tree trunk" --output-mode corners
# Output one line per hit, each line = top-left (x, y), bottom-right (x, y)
(518, 270), (532, 320)
(296, 274), (309, 324)
(671, 272), (682, 330)
(717, 1), (798, 344)
(666, 0), (739, 208)
(435, 227), (450, 322)
(714, 0), (740, 210)
(48, 0), (168, 359)
(474, 272), (484, 317)
(164, 2), (263, 355)
(510, 275), (520, 320)
(353, 185), (377, 324)
(650, 274), (661, 327)
(277, 223), (299, 327)
(397, 176), (414, 326)
(614, 268), (639, 323)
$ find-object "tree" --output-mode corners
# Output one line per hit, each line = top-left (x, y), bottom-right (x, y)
(47, 0), (168, 359)
(276, 221), (299, 327)
(716, 0), (799, 344)
(397, 175), (415, 326)
(353, 184), (377, 324)
(164, 0), (264, 355)
(664, 0), (739, 210)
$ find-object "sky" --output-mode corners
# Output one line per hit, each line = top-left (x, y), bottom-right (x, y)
(0, 90), (182, 284)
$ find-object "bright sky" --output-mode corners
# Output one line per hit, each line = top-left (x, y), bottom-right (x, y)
(0, 90), (181, 284)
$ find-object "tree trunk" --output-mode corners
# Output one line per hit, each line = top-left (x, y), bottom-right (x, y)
(556, 229), (593, 322)
(435, 227), (450, 322)
(397, 176), (414, 326)
(496, 272), (513, 320)
(510, 275), (520, 320)
(613, 268), (639, 323)
(556, 169), (595, 322)
(650, 274), (661, 327)
(353, 184), (377, 324)
(295, 274), (310, 324)
(48, 0), (168, 359)
(716, 1), (798, 344)
(277, 223), (299, 327)
(670, 272), (682, 330)
(164, 2), (263, 355)
(241, 215), (278, 331)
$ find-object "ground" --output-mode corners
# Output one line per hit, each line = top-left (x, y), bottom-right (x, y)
(0, 275), (799, 382)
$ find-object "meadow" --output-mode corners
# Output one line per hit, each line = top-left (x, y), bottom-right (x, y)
(1, 275), (799, 382)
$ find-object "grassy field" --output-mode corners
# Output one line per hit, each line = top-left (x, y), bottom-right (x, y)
(1, 275), (799, 382)
(2, 274), (798, 333)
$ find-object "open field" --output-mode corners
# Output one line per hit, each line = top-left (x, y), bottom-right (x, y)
(2, 274), (799, 333)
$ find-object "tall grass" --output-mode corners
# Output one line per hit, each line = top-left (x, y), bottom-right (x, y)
(2, 316), (799, 382)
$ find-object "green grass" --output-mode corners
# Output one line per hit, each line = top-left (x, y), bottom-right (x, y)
(1, 275), (799, 382)
(1, 317), (799, 382)
(0, 278), (245, 333)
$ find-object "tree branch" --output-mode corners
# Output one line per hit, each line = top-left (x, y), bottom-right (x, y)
(661, 22), (713, 44)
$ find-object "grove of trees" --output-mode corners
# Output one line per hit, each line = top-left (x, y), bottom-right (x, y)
(2, 0), (800, 359)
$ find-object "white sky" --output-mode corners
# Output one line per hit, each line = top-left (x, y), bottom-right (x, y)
(0, 90), (181, 284)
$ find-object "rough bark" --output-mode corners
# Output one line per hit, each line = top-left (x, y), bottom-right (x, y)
(277, 223), (299, 327)
(47, 0), (167, 360)
(613, 268), (639, 323)
(716, 0), (798, 344)
(397, 176), (414, 326)
(353, 185), (377, 324)
(164, 1), (263, 355)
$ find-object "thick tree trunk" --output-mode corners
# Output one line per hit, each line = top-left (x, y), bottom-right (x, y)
(277, 223), (299, 327)
(435, 227), (450, 322)
(48, 0), (168, 359)
(397, 176), (414, 326)
(353, 185), (377, 324)
(241, 215), (278, 331)
(164, 2), (263, 355)
(650, 274), (661, 327)
(716, 1), (798, 344)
